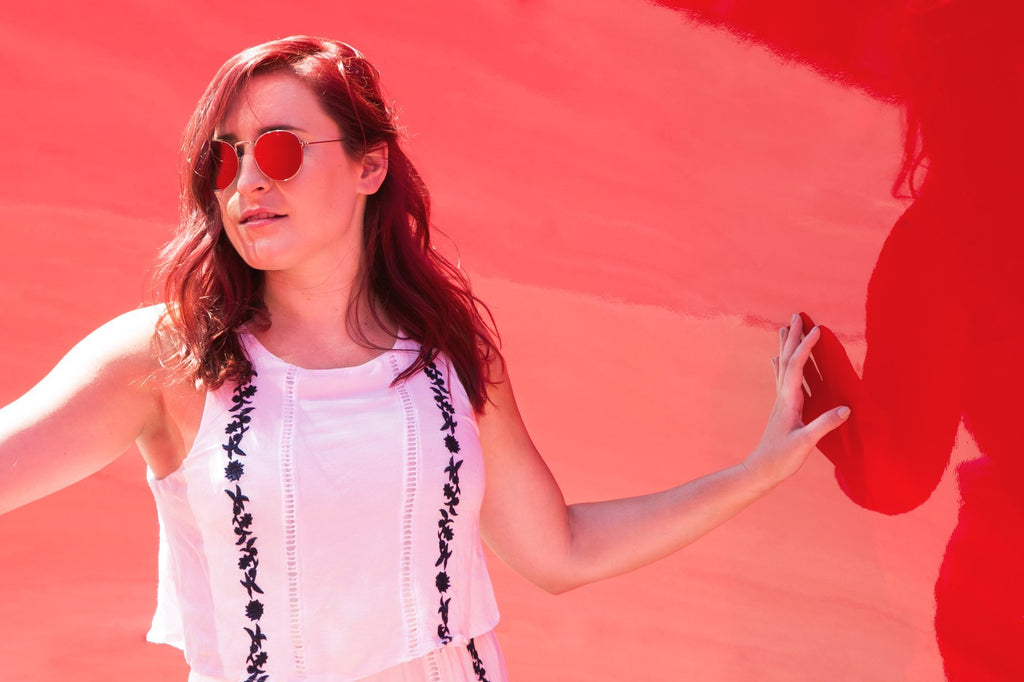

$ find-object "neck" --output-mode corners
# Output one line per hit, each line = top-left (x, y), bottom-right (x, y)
(266, 279), (356, 335)
(256, 263), (394, 368)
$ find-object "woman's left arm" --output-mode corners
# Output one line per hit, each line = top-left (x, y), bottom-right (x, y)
(478, 314), (850, 594)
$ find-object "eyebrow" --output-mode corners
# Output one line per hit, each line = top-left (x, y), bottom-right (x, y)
(214, 125), (311, 143)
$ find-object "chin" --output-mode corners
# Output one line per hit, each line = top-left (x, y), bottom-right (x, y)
(228, 245), (280, 273)
(228, 234), (292, 272)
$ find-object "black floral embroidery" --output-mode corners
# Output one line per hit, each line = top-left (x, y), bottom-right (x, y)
(222, 376), (269, 682)
(423, 362), (490, 682)
(435, 572), (450, 592)
(245, 599), (264, 621)
(424, 362), (459, 645)
(467, 638), (489, 681)
(444, 434), (460, 454)
(225, 459), (245, 481)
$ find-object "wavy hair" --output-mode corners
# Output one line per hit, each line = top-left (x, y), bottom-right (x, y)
(154, 36), (500, 409)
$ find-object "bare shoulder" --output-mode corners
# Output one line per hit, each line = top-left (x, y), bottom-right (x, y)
(477, 351), (514, 418)
(60, 304), (165, 376)
(40, 304), (204, 480)
(93, 303), (166, 363)
(0, 305), (174, 513)
(476, 354), (530, 453)
(22, 305), (168, 402)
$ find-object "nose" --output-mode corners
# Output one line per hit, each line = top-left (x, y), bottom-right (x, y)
(234, 143), (268, 195)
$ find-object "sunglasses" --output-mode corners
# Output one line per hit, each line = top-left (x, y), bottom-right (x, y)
(210, 130), (343, 191)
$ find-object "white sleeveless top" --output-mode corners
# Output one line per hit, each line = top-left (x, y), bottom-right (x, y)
(146, 335), (500, 681)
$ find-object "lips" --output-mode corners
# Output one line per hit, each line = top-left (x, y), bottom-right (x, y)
(239, 208), (285, 226)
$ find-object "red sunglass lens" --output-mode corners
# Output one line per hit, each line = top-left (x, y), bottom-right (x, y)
(211, 140), (238, 191)
(254, 131), (303, 181)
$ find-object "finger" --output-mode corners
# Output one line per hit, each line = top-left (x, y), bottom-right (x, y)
(781, 325), (820, 396)
(779, 313), (804, 370)
(802, 369), (831, 424)
(803, 334), (825, 395)
(802, 404), (851, 444)
(781, 320), (814, 378)
(803, 324), (841, 401)
(779, 326), (787, 361)
(801, 325), (844, 423)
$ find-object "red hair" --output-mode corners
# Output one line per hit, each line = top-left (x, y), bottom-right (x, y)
(154, 36), (500, 409)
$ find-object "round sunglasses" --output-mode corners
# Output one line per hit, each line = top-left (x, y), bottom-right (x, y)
(210, 130), (343, 191)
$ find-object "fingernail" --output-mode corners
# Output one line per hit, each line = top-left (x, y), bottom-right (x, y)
(780, 327), (787, 338)
(791, 313), (799, 325)
(837, 406), (851, 419)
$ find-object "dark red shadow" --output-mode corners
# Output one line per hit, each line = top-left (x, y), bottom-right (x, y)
(802, 2), (1024, 679)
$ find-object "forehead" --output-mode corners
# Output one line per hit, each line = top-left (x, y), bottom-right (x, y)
(216, 71), (336, 138)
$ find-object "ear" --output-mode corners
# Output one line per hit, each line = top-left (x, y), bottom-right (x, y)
(357, 144), (388, 195)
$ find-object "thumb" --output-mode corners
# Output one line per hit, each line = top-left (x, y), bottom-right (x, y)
(803, 405), (851, 445)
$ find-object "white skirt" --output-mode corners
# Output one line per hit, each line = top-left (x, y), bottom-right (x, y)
(186, 630), (508, 682)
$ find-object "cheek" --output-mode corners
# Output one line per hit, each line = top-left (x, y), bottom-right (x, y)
(216, 196), (240, 240)
(294, 172), (362, 226)
(214, 194), (253, 259)
(218, 191), (238, 218)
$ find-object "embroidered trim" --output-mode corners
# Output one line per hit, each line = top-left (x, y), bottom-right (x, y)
(423, 361), (490, 682)
(222, 376), (270, 682)
(467, 638), (490, 682)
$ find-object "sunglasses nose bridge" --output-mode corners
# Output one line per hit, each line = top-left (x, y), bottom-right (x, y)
(234, 139), (272, 189)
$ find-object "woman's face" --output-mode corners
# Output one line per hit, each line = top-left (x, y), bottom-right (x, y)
(213, 70), (386, 278)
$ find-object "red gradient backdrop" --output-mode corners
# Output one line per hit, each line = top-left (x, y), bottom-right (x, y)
(0, 1), (968, 680)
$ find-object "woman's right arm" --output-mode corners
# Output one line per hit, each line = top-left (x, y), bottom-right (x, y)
(0, 306), (163, 515)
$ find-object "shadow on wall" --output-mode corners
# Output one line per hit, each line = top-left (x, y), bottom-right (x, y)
(651, 0), (904, 99)
(797, 1), (1024, 680)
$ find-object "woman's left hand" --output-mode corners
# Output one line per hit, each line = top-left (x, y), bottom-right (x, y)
(743, 313), (851, 488)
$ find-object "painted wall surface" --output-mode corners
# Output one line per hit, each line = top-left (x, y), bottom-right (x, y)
(2, 1), (1016, 680)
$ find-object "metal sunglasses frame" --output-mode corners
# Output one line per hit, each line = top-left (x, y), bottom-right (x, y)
(211, 129), (343, 190)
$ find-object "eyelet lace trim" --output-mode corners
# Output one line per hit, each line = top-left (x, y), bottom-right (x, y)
(390, 354), (424, 656)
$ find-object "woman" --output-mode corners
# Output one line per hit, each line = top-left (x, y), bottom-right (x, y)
(0, 36), (848, 681)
